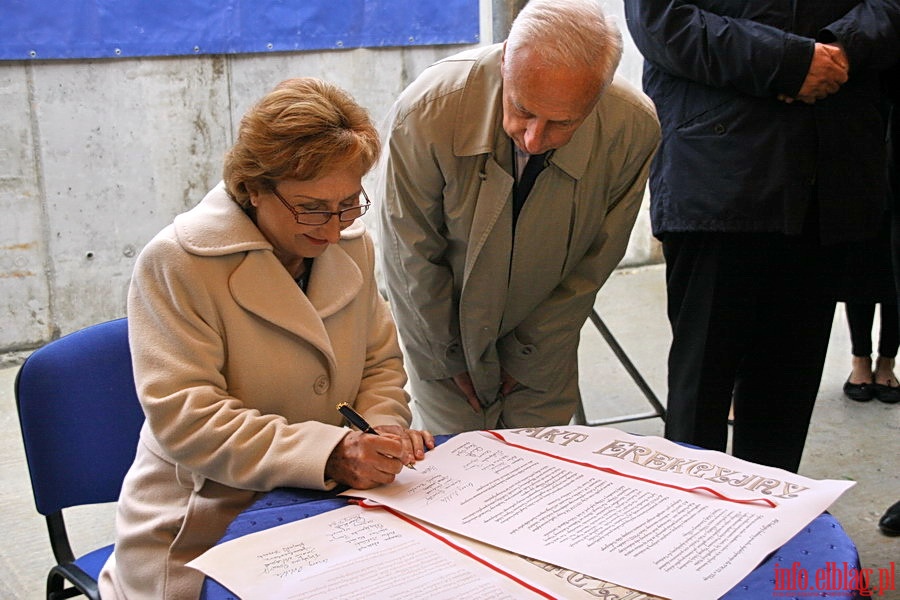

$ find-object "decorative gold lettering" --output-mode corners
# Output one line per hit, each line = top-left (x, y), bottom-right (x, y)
(747, 478), (780, 494)
(510, 427), (589, 447)
(727, 474), (761, 488)
(686, 462), (716, 477)
(594, 440), (635, 458)
(776, 482), (810, 499)
(641, 450), (674, 469)
(707, 466), (738, 483)
(508, 427), (547, 438)
(659, 457), (699, 474)
(619, 444), (653, 463)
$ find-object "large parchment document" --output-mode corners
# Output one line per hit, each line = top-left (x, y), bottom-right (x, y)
(342, 426), (854, 600)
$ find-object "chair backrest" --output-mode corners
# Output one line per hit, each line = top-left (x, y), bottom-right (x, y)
(15, 318), (145, 516)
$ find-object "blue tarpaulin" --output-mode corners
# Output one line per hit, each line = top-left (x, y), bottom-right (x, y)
(0, 0), (479, 60)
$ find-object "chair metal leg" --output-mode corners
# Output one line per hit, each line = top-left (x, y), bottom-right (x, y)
(575, 309), (666, 426)
(47, 563), (100, 600)
(47, 571), (82, 600)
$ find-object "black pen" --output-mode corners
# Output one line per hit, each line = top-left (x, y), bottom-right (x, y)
(336, 402), (416, 470)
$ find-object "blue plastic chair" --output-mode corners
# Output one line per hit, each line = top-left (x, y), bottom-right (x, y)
(15, 318), (145, 600)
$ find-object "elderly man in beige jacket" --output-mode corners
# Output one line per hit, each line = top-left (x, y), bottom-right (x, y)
(375, 0), (660, 433)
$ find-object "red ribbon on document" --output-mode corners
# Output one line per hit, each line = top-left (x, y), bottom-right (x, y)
(357, 500), (556, 599)
(483, 430), (778, 508)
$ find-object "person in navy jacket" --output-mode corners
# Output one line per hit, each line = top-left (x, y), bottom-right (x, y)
(624, 1), (900, 472)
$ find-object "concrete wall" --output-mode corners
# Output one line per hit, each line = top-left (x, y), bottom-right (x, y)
(0, 0), (657, 353)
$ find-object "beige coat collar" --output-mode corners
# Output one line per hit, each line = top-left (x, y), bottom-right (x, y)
(173, 183), (365, 365)
(451, 43), (597, 181)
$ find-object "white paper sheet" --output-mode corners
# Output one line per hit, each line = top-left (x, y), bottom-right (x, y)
(187, 504), (554, 600)
(435, 523), (664, 600)
(342, 426), (855, 600)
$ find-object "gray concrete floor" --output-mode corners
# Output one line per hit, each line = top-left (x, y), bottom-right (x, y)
(1, 264), (897, 598)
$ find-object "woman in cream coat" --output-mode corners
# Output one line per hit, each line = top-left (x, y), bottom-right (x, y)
(99, 78), (433, 599)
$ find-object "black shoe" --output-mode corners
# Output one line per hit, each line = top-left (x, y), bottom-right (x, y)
(872, 382), (900, 404)
(843, 379), (874, 402)
(878, 500), (900, 536)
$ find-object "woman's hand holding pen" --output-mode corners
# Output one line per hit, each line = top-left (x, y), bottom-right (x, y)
(325, 426), (434, 489)
(375, 424), (435, 465)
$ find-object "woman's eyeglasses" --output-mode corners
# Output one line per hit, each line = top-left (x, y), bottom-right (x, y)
(271, 187), (371, 226)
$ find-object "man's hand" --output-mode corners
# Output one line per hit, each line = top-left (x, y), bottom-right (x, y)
(782, 43), (848, 104)
(500, 369), (519, 396)
(452, 371), (482, 413)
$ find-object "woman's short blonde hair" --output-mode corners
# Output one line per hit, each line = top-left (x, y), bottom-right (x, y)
(223, 77), (380, 209)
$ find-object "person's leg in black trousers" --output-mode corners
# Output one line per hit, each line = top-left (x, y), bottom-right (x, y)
(877, 303), (899, 359)
(878, 70), (900, 534)
(843, 302), (877, 401)
(872, 302), (900, 402)
(664, 230), (835, 472)
(730, 231), (835, 472)
(881, 189), (900, 536)
(663, 231), (756, 455)
(845, 302), (876, 358)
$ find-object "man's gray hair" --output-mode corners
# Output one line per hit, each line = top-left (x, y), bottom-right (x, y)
(505, 0), (623, 89)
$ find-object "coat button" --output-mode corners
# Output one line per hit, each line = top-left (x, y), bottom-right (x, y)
(313, 375), (330, 394)
(714, 123), (726, 135)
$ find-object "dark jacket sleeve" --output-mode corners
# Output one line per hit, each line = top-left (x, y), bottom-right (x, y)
(820, 1), (900, 70)
(623, 0), (814, 98)
(624, 0), (900, 241)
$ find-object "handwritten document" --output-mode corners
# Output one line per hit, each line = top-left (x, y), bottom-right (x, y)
(343, 426), (854, 600)
(187, 504), (553, 600)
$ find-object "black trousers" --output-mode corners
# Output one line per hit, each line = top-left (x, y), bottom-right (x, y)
(845, 301), (899, 358)
(662, 230), (836, 473)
